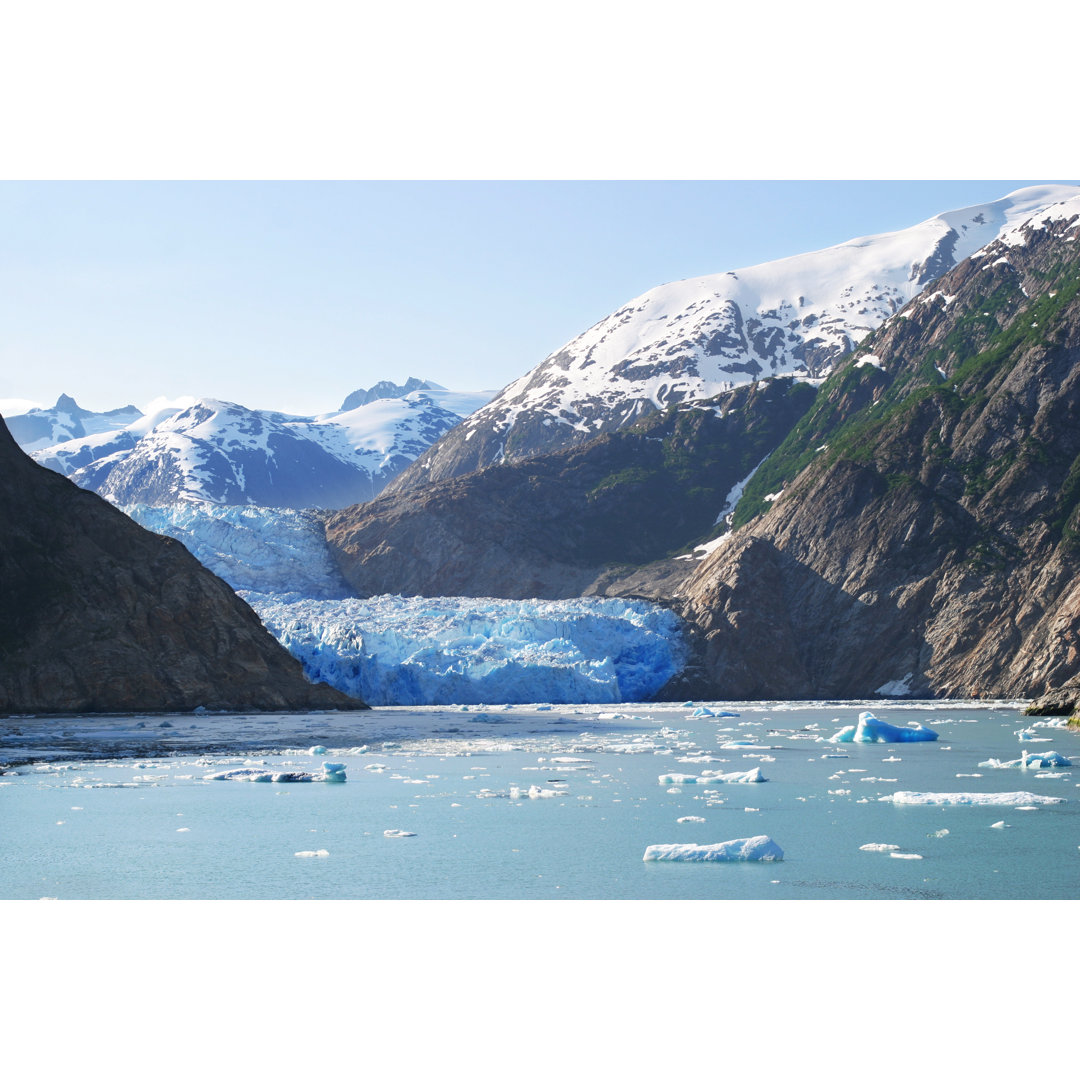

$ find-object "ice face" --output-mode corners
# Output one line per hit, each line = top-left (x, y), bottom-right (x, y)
(642, 836), (784, 862)
(830, 711), (938, 744)
(242, 593), (689, 706)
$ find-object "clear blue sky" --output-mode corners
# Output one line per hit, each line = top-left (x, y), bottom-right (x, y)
(0, 179), (1058, 416)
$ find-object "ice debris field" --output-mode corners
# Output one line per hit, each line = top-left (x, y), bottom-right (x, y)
(2, 703), (1077, 900)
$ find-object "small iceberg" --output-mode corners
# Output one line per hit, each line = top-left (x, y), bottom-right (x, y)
(830, 711), (938, 744)
(979, 751), (1072, 770)
(859, 843), (900, 852)
(383, 829), (416, 838)
(879, 791), (1065, 806)
(294, 849), (329, 857)
(643, 835), (784, 863)
(206, 764), (347, 783)
(658, 767), (765, 785)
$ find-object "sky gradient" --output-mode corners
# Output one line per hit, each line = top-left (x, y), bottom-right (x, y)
(0, 179), (1063, 417)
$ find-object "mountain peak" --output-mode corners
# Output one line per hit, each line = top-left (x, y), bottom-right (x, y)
(339, 377), (437, 412)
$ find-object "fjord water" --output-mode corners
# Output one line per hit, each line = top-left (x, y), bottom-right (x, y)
(3, 702), (1077, 900)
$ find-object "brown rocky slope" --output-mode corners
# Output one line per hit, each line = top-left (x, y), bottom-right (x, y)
(676, 210), (1080, 699)
(0, 417), (366, 714)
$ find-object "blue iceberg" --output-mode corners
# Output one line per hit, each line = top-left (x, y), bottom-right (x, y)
(830, 711), (938, 744)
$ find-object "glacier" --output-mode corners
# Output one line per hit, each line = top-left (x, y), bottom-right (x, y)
(123, 502), (351, 598)
(240, 592), (689, 706)
(117, 482), (693, 707)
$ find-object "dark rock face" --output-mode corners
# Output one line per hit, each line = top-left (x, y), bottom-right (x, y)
(0, 418), (365, 715)
(325, 379), (817, 600)
(678, 213), (1080, 699)
(1023, 674), (1080, 715)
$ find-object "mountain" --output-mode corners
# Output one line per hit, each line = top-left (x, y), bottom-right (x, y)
(675, 193), (1080, 700)
(5, 393), (143, 452)
(46, 392), (471, 510)
(0, 414), (364, 714)
(386, 185), (1080, 494)
(324, 377), (817, 600)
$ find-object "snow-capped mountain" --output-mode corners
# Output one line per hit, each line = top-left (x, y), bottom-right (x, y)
(4, 393), (143, 452)
(50, 391), (478, 509)
(388, 184), (1080, 491)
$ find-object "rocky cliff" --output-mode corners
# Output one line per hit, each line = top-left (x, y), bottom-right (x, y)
(0, 416), (366, 714)
(676, 204), (1080, 699)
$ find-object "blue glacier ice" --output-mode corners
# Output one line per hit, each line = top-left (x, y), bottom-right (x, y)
(124, 503), (351, 598)
(241, 592), (689, 706)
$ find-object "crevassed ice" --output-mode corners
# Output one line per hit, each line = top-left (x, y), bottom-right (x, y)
(242, 592), (689, 707)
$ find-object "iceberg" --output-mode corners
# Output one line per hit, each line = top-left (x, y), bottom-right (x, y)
(206, 764), (346, 783)
(978, 751), (1071, 769)
(643, 835), (784, 862)
(830, 711), (938, 744)
(879, 791), (1065, 806)
(243, 593), (689, 706)
(658, 768), (765, 784)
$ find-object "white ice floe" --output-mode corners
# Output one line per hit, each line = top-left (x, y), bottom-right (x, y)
(830, 711), (938, 744)
(979, 751), (1072, 769)
(677, 816), (706, 824)
(990, 821), (1010, 829)
(509, 784), (564, 799)
(890, 852), (923, 860)
(642, 835), (783, 863)
(859, 843), (901, 852)
(383, 829), (416, 838)
(658, 767), (765, 785)
(880, 791), (1065, 806)
(294, 849), (330, 857)
(206, 763), (346, 783)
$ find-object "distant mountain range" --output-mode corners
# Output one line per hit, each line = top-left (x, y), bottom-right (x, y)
(11, 380), (493, 510)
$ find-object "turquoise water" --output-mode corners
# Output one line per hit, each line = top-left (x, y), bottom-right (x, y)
(2, 701), (1078, 899)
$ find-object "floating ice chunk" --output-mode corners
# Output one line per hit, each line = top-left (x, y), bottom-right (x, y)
(322, 762), (347, 783)
(990, 821), (1009, 829)
(309, 745), (328, 755)
(658, 767), (765, 784)
(383, 829), (416, 838)
(206, 768), (274, 782)
(859, 843), (901, 852)
(880, 791), (1065, 806)
(929, 829), (950, 838)
(294, 849), (329, 857)
(890, 852), (923, 860)
(642, 835), (783, 863)
(979, 751), (1072, 769)
(509, 784), (563, 799)
(830, 711), (938, 743)
(677, 816), (706, 824)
